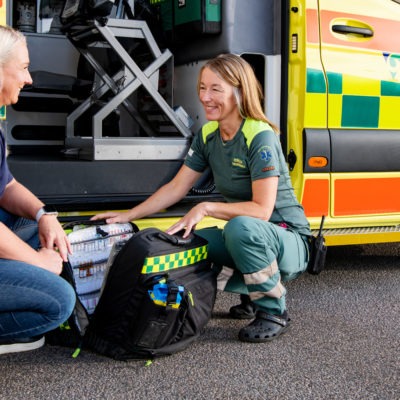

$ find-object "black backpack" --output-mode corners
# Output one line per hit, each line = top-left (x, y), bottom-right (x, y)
(47, 225), (217, 360)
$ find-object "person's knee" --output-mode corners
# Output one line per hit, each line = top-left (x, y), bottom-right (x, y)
(48, 278), (76, 323)
(60, 281), (76, 320)
(224, 216), (276, 247)
(224, 216), (252, 244)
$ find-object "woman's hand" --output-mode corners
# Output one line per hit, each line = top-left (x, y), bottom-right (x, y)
(36, 247), (64, 275)
(90, 211), (132, 224)
(38, 215), (72, 262)
(166, 203), (208, 238)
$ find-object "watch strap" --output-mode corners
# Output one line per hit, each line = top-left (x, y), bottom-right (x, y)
(35, 207), (58, 222)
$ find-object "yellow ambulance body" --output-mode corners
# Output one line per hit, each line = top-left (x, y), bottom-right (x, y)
(288, 0), (400, 244)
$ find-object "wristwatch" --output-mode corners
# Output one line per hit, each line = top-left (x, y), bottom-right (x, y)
(35, 205), (59, 222)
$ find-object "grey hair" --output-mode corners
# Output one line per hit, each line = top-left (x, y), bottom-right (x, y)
(0, 25), (26, 67)
(233, 87), (244, 119)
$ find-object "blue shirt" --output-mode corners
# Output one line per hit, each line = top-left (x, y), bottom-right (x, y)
(0, 129), (14, 198)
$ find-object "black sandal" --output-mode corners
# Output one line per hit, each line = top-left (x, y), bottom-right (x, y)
(238, 311), (291, 343)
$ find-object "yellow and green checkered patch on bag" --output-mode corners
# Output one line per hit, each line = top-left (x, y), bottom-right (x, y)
(141, 245), (208, 274)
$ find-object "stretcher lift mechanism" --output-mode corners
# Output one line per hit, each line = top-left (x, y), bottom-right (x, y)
(64, 18), (192, 161)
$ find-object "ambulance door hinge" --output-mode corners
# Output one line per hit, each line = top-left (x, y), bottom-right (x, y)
(288, 149), (297, 171)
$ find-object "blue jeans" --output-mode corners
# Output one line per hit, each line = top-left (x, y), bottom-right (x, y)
(0, 209), (75, 339)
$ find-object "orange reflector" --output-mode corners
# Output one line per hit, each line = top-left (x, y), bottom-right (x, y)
(308, 157), (328, 168)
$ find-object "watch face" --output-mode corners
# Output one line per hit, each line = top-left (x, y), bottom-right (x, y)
(43, 205), (58, 213)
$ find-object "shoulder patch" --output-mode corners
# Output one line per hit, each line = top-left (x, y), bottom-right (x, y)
(202, 121), (219, 144)
(259, 146), (273, 163)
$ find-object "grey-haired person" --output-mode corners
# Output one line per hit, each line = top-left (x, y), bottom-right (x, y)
(0, 25), (75, 355)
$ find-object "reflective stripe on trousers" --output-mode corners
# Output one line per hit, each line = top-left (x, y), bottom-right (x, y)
(196, 216), (309, 315)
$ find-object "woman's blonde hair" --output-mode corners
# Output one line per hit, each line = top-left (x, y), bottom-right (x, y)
(0, 25), (26, 67)
(197, 53), (279, 132)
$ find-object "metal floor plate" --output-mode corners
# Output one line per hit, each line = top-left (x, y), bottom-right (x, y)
(313, 225), (400, 246)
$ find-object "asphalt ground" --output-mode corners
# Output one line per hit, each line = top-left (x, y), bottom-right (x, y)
(0, 243), (399, 400)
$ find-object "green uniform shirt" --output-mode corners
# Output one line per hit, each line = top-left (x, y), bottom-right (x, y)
(184, 118), (310, 236)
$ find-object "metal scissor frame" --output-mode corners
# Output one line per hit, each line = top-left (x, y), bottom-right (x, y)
(64, 18), (191, 160)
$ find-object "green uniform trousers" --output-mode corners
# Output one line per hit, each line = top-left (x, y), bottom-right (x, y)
(196, 216), (310, 315)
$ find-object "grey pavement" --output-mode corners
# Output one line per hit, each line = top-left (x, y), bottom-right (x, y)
(0, 243), (399, 400)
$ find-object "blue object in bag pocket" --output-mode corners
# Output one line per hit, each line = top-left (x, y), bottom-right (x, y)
(148, 282), (184, 309)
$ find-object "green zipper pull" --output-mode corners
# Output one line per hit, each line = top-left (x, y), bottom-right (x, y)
(59, 321), (71, 331)
(72, 347), (81, 358)
(188, 291), (194, 306)
(72, 339), (83, 358)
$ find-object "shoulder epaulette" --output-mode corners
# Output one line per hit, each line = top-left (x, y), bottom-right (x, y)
(201, 121), (219, 143)
(242, 119), (273, 148)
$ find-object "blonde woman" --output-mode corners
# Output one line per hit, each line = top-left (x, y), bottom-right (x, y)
(94, 54), (310, 342)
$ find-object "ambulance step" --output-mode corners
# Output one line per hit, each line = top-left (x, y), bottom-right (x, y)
(313, 226), (400, 246)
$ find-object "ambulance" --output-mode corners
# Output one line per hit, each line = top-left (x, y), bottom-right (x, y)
(2, 0), (400, 245)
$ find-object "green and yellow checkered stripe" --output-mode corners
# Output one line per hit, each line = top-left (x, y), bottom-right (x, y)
(305, 66), (400, 129)
(141, 245), (208, 274)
